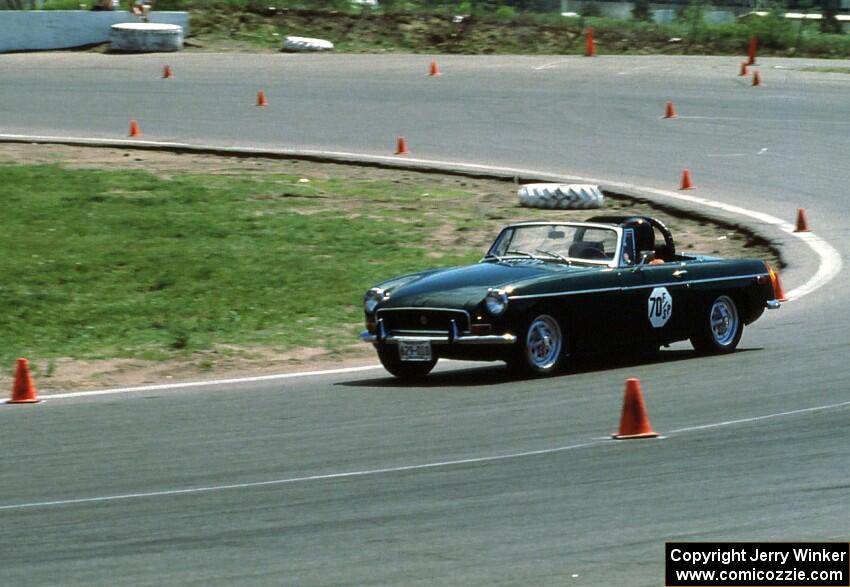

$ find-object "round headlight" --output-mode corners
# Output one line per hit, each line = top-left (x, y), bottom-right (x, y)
(364, 288), (386, 314)
(485, 289), (509, 316)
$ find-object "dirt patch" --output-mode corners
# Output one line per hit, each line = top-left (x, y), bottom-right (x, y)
(0, 142), (778, 393)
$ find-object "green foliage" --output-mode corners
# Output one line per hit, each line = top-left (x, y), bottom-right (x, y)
(494, 4), (515, 19)
(820, 0), (842, 34)
(632, 0), (651, 22)
(0, 164), (480, 364)
(798, 29), (850, 55)
(745, 3), (796, 48)
(679, 0), (707, 44)
(147, 0), (188, 9)
(580, 0), (601, 17)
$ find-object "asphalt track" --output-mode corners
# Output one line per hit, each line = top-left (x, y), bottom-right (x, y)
(1, 53), (849, 586)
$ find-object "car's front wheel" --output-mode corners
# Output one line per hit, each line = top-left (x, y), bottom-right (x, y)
(376, 345), (438, 380)
(507, 313), (565, 376)
(690, 294), (743, 354)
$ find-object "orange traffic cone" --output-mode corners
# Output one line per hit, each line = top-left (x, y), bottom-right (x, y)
(752, 71), (761, 87)
(585, 28), (595, 57)
(256, 90), (268, 107)
(739, 62), (748, 76)
(429, 60), (441, 76)
(7, 358), (40, 404)
(612, 378), (657, 439)
(395, 136), (409, 155)
(794, 208), (809, 232)
(679, 169), (694, 190)
(747, 36), (758, 66)
(766, 263), (788, 302)
(128, 119), (141, 137)
(162, 65), (173, 79)
(664, 101), (677, 119)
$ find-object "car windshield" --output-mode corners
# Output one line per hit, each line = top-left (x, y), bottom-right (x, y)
(486, 223), (619, 265)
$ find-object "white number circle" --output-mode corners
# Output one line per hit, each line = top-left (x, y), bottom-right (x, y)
(648, 287), (673, 328)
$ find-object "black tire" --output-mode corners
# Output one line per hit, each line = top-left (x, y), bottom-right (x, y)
(376, 345), (437, 380)
(690, 294), (744, 354)
(506, 313), (565, 376)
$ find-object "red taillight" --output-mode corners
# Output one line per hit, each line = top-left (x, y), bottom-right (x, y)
(764, 262), (788, 302)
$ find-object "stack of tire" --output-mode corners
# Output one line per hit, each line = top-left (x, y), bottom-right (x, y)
(517, 183), (604, 209)
(283, 36), (334, 52)
(110, 23), (184, 53)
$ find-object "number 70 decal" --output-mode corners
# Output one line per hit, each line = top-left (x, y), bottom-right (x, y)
(648, 287), (673, 328)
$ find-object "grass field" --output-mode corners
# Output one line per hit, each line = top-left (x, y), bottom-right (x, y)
(1, 163), (483, 369)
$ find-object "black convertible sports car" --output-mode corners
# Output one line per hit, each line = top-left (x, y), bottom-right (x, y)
(361, 216), (783, 379)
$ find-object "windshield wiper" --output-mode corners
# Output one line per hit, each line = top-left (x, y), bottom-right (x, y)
(482, 253), (504, 262)
(504, 249), (539, 259)
(535, 249), (571, 263)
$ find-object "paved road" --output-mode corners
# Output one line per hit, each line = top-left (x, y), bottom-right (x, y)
(0, 53), (848, 586)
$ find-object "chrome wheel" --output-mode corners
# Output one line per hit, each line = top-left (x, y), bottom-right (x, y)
(691, 293), (744, 355)
(524, 315), (563, 371)
(710, 296), (739, 347)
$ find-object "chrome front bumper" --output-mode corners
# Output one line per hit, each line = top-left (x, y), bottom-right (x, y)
(360, 331), (517, 345)
(766, 299), (781, 310)
(360, 318), (516, 345)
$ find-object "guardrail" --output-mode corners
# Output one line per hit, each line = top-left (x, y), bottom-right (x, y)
(0, 10), (189, 52)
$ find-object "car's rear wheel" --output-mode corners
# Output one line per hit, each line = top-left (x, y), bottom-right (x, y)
(376, 345), (438, 379)
(507, 314), (564, 376)
(691, 294), (743, 354)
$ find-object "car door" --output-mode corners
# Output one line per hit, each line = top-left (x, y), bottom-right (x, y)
(559, 267), (629, 352)
(618, 261), (692, 345)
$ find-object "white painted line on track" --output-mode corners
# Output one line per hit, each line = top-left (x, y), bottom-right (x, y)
(668, 399), (850, 435)
(783, 230), (843, 299)
(40, 364), (386, 400)
(0, 440), (603, 511)
(2, 398), (849, 512)
(707, 148), (768, 158)
(533, 59), (572, 70)
(676, 116), (850, 125)
(26, 359), (472, 400)
(614, 184), (842, 301)
(616, 66), (650, 76)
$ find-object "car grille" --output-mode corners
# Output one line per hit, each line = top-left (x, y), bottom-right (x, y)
(376, 308), (471, 334)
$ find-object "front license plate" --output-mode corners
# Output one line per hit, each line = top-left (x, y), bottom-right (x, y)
(398, 340), (432, 362)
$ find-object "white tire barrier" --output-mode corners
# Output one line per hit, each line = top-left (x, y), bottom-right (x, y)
(110, 23), (183, 52)
(283, 36), (334, 52)
(518, 183), (605, 209)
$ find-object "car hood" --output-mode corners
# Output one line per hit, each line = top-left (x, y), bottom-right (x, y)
(381, 261), (591, 309)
